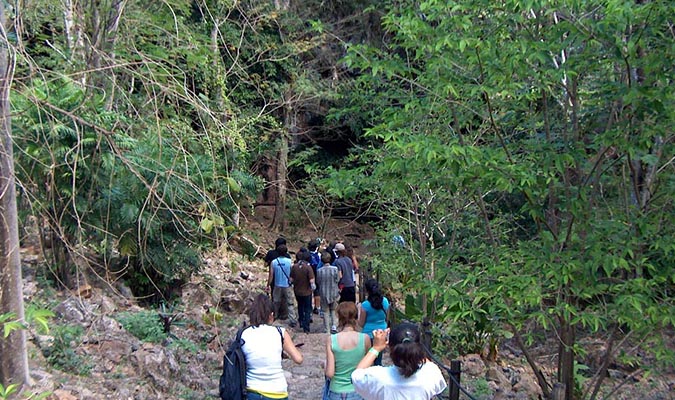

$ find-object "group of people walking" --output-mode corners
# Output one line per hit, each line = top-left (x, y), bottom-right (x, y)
(265, 237), (359, 334)
(236, 237), (447, 400)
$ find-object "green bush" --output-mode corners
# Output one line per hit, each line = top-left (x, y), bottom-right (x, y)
(116, 310), (167, 343)
(170, 338), (202, 354)
(43, 324), (92, 375)
(471, 378), (493, 400)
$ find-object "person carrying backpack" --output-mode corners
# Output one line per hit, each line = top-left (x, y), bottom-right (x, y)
(243, 293), (304, 399)
(308, 239), (324, 315)
(219, 294), (303, 400)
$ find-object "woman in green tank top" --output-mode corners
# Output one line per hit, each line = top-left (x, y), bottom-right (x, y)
(325, 302), (372, 399)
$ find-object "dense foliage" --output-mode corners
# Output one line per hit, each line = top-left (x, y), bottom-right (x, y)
(3, 0), (673, 398)
(319, 1), (675, 398)
(10, 0), (280, 297)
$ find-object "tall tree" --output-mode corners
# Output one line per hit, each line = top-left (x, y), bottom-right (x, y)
(0, 1), (29, 388)
(325, 1), (675, 399)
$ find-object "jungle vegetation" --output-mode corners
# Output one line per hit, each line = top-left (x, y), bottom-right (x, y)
(0, 1), (673, 399)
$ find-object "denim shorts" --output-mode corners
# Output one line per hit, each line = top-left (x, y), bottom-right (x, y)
(327, 390), (363, 400)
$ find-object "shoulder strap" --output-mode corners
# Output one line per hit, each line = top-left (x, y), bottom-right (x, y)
(329, 333), (338, 351)
(235, 325), (248, 344)
(276, 326), (284, 353)
(276, 258), (291, 282)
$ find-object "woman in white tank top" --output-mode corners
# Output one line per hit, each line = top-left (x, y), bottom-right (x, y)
(242, 293), (303, 399)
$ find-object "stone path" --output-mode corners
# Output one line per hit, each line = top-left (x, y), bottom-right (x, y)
(282, 313), (331, 400)
(280, 312), (392, 400)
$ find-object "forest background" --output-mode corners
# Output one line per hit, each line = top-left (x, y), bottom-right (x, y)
(0, 0), (673, 399)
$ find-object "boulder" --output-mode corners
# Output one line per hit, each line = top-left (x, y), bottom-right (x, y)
(513, 373), (543, 398)
(461, 353), (486, 376)
(182, 282), (218, 309)
(219, 287), (249, 313)
(486, 365), (512, 389)
(95, 293), (119, 314)
(54, 298), (89, 323)
(130, 343), (180, 390)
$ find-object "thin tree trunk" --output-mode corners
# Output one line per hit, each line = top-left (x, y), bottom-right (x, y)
(512, 327), (551, 399)
(87, 0), (126, 110)
(271, 132), (288, 231)
(271, 94), (291, 230)
(209, 19), (239, 227)
(558, 316), (576, 400)
(211, 20), (227, 124)
(414, 195), (427, 317)
(63, 0), (86, 84)
(102, 0), (126, 111)
(0, 4), (29, 388)
(63, 0), (79, 54)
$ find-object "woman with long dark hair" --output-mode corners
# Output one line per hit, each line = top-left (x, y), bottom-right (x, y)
(351, 322), (446, 400)
(357, 279), (389, 365)
(241, 293), (303, 399)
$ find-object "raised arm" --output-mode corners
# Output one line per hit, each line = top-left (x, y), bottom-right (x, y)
(309, 265), (316, 290)
(355, 328), (388, 370)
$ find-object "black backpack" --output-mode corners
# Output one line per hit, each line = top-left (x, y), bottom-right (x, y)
(219, 326), (248, 400)
(218, 325), (284, 400)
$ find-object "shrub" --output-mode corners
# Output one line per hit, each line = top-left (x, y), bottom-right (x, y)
(116, 310), (167, 343)
(43, 324), (92, 375)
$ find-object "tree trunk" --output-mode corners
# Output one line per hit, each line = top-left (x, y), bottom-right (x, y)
(558, 316), (576, 400)
(102, 0), (126, 111)
(0, 3), (30, 388)
(551, 383), (566, 400)
(274, 0), (290, 11)
(63, 0), (86, 84)
(271, 128), (288, 231)
(87, 0), (126, 110)
(412, 194), (428, 317)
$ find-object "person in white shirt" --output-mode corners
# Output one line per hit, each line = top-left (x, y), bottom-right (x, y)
(351, 322), (447, 400)
(241, 293), (303, 399)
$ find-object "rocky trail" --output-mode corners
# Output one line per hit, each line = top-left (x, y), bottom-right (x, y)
(284, 320), (331, 399)
(284, 310), (392, 399)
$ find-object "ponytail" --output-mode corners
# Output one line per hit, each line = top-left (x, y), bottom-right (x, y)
(365, 278), (384, 310)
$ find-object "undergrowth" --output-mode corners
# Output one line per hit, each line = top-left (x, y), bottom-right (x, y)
(116, 310), (167, 343)
(43, 324), (92, 375)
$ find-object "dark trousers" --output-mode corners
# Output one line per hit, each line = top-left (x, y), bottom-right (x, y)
(296, 294), (312, 332)
(339, 286), (356, 303)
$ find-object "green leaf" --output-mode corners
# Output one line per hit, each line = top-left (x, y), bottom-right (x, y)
(226, 177), (241, 193)
(200, 218), (215, 234)
(3, 320), (24, 338)
(26, 307), (55, 334)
